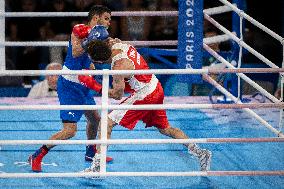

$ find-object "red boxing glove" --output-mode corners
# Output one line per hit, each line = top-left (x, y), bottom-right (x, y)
(78, 74), (102, 93)
(72, 24), (91, 39)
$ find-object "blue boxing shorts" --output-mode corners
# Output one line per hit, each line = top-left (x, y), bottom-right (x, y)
(57, 76), (96, 122)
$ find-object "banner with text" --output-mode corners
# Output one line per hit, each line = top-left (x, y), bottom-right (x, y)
(178, 0), (203, 83)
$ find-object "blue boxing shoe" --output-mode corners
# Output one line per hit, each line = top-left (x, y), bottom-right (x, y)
(85, 145), (113, 163)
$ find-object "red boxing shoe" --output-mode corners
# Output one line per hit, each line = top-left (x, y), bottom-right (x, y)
(106, 156), (113, 162)
(28, 146), (48, 172)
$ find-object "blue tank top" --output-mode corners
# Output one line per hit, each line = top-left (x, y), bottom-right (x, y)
(59, 40), (92, 92)
(64, 40), (91, 70)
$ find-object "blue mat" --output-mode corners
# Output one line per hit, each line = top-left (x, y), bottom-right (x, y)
(0, 107), (283, 188)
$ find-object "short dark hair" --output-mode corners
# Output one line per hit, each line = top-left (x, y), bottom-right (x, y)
(87, 5), (111, 23)
(87, 40), (112, 62)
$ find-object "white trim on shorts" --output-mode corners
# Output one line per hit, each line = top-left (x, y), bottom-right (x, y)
(108, 75), (158, 124)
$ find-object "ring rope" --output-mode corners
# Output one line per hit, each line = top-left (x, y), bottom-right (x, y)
(2, 40), (178, 47)
(204, 34), (232, 45)
(0, 68), (283, 77)
(0, 138), (283, 146)
(0, 103), (283, 111)
(3, 5), (232, 18)
(4, 11), (178, 17)
(203, 4), (233, 15)
(2, 34), (231, 47)
(0, 171), (283, 178)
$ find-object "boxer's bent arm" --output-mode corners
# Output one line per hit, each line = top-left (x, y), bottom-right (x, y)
(109, 75), (125, 100)
(71, 33), (85, 57)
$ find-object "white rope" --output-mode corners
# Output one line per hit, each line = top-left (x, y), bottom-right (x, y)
(204, 34), (232, 44)
(0, 172), (207, 178)
(0, 35), (231, 47)
(204, 13), (279, 69)
(0, 68), (283, 77)
(4, 41), (68, 47)
(1, 171), (284, 178)
(0, 103), (283, 111)
(203, 5), (233, 15)
(4, 11), (178, 17)
(218, 0), (284, 42)
(0, 138), (283, 145)
(3, 5), (234, 18)
(3, 35), (232, 47)
(2, 35), (232, 47)
(2, 40), (177, 47)
(0, 69), (207, 76)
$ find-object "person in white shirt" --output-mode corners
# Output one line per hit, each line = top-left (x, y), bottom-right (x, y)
(28, 62), (62, 98)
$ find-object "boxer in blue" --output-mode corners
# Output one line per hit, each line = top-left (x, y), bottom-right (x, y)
(28, 5), (113, 172)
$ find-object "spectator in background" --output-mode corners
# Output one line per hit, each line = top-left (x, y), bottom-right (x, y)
(28, 62), (62, 98)
(47, 0), (72, 64)
(150, 0), (178, 41)
(72, 0), (94, 12)
(5, 0), (13, 11)
(104, 0), (126, 38)
(48, 0), (72, 35)
(120, 0), (151, 41)
(0, 58), (23, 87)
(192, 28), (224, 96)
(203, 28), (221, 67)
(274, 77), (282, 99)
(8, 0), (44, 84)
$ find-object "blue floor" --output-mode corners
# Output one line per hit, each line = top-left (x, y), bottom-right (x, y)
(0, 98), (284, 188)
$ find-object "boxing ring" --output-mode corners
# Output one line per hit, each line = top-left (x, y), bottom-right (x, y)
(0, 0), (284, 188)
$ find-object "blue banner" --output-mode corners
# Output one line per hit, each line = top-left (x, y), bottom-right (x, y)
(178, 0), (203, 83)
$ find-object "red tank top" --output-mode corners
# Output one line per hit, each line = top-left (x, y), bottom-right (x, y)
(112, 43), (153, 93)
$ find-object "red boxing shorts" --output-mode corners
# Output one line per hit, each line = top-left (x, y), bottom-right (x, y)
(108, 82), (170, 130)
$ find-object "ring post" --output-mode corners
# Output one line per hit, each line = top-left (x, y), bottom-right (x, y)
(278, 39), (284, 133)
(100, 69), (109, 174)
(0, 0), (5, 71)
(178, 0), (203, 84)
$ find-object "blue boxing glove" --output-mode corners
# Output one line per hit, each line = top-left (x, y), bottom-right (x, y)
(89, 25), (109, 40)
(82, 25), (109, 51)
